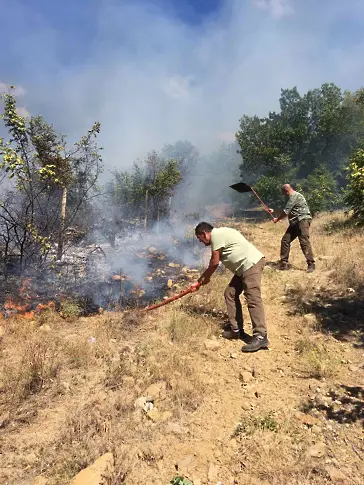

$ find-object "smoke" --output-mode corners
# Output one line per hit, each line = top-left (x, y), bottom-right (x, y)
(1, 0), (364, 170)
(2, 0), (364, 305)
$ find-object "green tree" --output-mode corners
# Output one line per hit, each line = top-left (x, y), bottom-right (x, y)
(236, 83), (364, 211)
(161, 140), (199, 177)
(300, 167), (338, 215)
(344, 148), (364, 223)
(0, 88), (102, 272)
(144, 151), (182, 223)
(102, 150), (182, 243)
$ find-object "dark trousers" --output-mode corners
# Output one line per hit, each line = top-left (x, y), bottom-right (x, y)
(280, 220), (314, 265)
(224, 258), (267, 337)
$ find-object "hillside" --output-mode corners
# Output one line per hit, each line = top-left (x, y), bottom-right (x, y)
(0, 212), (363, 485)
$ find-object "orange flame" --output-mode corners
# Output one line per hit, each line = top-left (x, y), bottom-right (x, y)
(3, 278), (56, 320)
(35, 301), (56, 313)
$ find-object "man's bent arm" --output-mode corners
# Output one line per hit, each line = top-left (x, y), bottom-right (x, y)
(198, 250), (220, 284)
(273, 210), (288, 223)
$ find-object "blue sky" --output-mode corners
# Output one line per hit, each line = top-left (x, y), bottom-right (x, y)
(1, 0), (364, 168)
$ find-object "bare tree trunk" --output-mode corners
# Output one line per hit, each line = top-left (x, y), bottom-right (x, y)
(57, 186), (67, 260)
(109, 180), (118, 247)
(144, 189), (149, 228)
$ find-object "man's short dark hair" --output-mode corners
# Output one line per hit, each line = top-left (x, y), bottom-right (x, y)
(195, 222), (214, 234)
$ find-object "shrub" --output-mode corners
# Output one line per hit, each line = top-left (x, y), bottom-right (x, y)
(300, 166), (340, 215)
(344, 148), (364, 223)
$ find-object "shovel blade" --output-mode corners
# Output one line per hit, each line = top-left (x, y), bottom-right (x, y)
(229, 182), (252, 193)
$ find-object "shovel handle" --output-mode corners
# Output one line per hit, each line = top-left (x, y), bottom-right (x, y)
(143, 282), (201, 312)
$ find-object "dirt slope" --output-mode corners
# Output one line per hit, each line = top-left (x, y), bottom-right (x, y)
(0, 213), (363, 485)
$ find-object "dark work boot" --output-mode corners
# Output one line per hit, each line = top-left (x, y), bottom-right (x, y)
(307, 263), (315, 273)
(223, 329), (240, 340)
(279, 261), (290, 271)
(241, 335), (270, 353)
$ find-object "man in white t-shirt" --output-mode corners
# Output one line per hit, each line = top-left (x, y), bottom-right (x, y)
(195, 222), (269, 353)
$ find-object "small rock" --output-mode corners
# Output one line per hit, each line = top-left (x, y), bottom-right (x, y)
(295, 411), (320, 427)
(303, 314), (317, 324)
(70, 453), (114, 485)
(122, 376), (135, 385)
(348, 365), (359, 372)
(168, 262), (181, 268)
(147, 408), (172, 422)
(306, 442), (326, 458)
(178, 454), (196, 474)
(134, 396), (153, 412)
(325, 466), (347, 482)
(346, 288), (355, 294)
(204, 339), (221, 351)
(252, 368), (260, 378)
(239, 371), (254, 384)
(207, 462), (219, 481)
(0, 416), (9, 428)
(230, 438), (238, 449)
(148, 247), (158, 254)
(39, 324), (51, 333)
(284, 284), (295, 295)
(230, 353), (238, 359)
(144, 381), (167, 400)
(241, 401), (251, 411)
(167, 422), (189, 436)
(30, 477), (48, 485)
(60, 381), (71, 393)
(167, 279), (173, 288)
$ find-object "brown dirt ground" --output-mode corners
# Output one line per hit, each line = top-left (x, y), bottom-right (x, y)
(0, 212), (363, 485)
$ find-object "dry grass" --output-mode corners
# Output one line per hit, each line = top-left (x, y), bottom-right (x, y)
(295, 336), (340, 379)
(0, 320), (62, 423)
(230, 407), (328, 485)
(1, 211), (363, 485)
(314, 213), (364, 292)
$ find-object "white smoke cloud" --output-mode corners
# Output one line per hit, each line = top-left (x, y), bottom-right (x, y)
(1, 0), (364, 170)
(253, 0), (293, 18)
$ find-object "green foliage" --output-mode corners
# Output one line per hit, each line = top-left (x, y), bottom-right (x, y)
(59, 299), (83, 320)
(161, 140), (199, 177)
(295, 339), (339, 379)
(0, 87), (103, 270)
(300, 167), (339, 215)
(236, 83), (364, 212)
(344, 148), (364, 223)
(252, 174), (291, 208)
(233, 413), (279, 436)
(170, 477), (192, 485)
(107, 151), (182, 224)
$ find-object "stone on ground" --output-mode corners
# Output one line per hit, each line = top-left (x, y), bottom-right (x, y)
(70, 453), (114, 485)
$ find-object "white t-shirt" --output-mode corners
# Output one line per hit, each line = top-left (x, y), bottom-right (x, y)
(211, 227), (264, 276)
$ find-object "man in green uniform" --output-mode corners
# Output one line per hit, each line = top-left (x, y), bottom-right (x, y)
(195, 222), (269, 353)
(272, 184), (315, 272)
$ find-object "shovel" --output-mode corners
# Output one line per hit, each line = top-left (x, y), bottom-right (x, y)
(230, 182), (274, 220)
